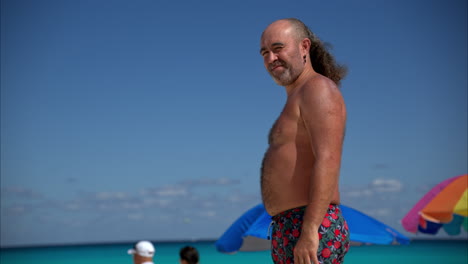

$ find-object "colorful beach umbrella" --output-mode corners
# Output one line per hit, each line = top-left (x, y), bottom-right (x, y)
(401, 174), (468, 235)
(215, 203), (410, 254)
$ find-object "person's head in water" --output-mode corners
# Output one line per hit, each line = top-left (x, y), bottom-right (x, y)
(179, 246), (199, 264)
(260, 18), (347, 87)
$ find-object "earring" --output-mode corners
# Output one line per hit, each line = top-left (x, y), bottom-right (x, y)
(303, 55), (306, 64)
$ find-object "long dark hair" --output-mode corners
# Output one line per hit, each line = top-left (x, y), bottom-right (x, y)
(286, 18), (347, 87)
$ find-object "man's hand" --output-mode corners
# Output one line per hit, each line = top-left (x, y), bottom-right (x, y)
(293, 232), (320, 264)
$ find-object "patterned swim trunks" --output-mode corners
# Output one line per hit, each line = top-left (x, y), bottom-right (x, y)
(270, 204), (350, 264)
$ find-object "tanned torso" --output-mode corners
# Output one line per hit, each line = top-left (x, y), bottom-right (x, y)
(261, 81), (340, 217)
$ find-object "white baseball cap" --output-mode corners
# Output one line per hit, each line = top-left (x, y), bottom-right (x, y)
(127, 240), (155, 258)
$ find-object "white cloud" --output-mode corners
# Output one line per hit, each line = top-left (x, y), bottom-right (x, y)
(201, 201), (215, 208)
(7, 206), (26, 214)
(1, 187), (43, 199)
(64, 202), (81, 210)
(155, 186), (188, 197)
(370, 178), (403, 192)
(127, 214), (143, 220)
(122, 202), (142, 209)
(179, 177), (241, 186)
(343, 189), (373, 198)
(95, 191), (128, 200)
(198, 210), (216, 217)
(343, 178), (404, 198)
(227, 195), (242, 202)
(217, 178), (240, 185)
(142, 197), (170, 207)
(341, 177), (404, 216)
(368, 208), (392, 217)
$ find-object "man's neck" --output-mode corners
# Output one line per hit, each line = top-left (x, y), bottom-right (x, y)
(285, 66), (317, 96)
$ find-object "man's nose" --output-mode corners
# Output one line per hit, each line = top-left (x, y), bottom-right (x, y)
(264, 52), (278, 64)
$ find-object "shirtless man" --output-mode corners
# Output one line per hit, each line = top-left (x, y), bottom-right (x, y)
(260, 18), (350, 264)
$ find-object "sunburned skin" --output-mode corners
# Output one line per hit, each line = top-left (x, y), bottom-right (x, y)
(260, 79), (341, 217)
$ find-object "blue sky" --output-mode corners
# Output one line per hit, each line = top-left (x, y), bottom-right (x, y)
(1, 0), (466, 247)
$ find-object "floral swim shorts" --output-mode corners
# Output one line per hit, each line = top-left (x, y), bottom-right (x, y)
(270, 204), (350, 264)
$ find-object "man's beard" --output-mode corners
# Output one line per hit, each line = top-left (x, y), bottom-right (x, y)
(268, 60), (302, 86)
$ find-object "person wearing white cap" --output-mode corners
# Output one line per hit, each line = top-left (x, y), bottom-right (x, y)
(127, 240), (156, 264)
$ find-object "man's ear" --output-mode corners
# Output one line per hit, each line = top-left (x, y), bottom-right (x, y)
(301, 38), (311, 56)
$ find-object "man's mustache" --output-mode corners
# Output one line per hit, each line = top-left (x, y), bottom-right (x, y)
(269, 60), (286, 71)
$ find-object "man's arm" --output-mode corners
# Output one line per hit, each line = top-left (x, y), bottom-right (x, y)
(294, 77), (346, 264)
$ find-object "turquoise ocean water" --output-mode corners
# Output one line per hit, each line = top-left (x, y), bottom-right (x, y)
(1, 240), (467, 264)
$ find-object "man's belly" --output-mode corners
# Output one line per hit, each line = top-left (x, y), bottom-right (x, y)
(262, 178), (310, 216)
(261, 145), (311, 216)
(261, 145), (340, 216)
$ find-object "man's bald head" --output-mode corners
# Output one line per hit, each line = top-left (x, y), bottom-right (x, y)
(262, 18), (316, 46)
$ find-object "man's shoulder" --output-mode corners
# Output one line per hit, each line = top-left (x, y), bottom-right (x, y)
(304, 74), (337, 92)
(298, 74), (340, 99)
(294, 74), (345, 114)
